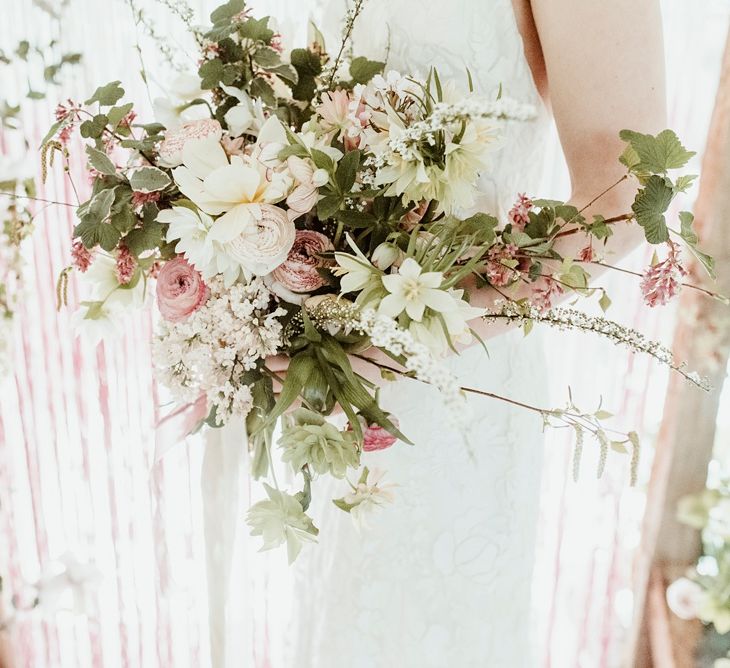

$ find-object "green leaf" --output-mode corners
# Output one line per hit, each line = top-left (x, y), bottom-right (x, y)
(253, 46), (281, 68)
(124, 221), (165, 257)
(335, 149), (360, 193)
(198, 58), (224, 89)
(85, 145), (116, 176)
(210, 0), (244, 22)
(598, 292), (612, 312)
(85, 81), (125, 106)
(239, 16), (275, 42)
(317, 195), (343, 220)
(632, 175), (673, 244)
(110, 204), (136, 234)
(250, 77), (276, 106)
(81, 188), (116, 224)
(290, 48), (322, 76)
(619, 129), (695, 173)
(310, 148), (335, 174)
(79, 114), (108, 140)
(678, 211), (698, 245)
(107, 102), (134, 127)
(267, 63), (298, 84)
(674, 174), (697, 194)
(129, 167), (172, 193)
(679, 213), (716, 278)
(349, 57), (385, 85)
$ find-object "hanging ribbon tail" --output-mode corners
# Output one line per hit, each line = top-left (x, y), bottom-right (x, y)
(154, 394), (208, 463)
(201, 418), (247, 668)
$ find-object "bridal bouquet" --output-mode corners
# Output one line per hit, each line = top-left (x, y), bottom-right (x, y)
(45, 0), (718, 561)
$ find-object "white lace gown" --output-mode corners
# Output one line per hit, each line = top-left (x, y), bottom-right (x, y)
(284, 1), (551, 666)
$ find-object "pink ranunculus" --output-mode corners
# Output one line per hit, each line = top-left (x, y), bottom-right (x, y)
(157, 118), (222, 168)
(271, 230), (333, 294)
(156, 257), (210, 322)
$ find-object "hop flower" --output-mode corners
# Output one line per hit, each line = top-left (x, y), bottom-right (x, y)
(508, 193), (533, 230)
(115, 246), (137, 285)
(246, 484), (318, 564)
(71, 239), (94, 272)
(279, 408), (360, 478)
(640, 242), (687, 307)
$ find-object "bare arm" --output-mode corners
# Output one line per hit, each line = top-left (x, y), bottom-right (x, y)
(466, 0), (668, 318)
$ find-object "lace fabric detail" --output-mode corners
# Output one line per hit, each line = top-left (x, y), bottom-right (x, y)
(283, 2), (550, 665)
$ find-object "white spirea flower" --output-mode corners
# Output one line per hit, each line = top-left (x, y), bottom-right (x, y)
(153, 276), (285, 425)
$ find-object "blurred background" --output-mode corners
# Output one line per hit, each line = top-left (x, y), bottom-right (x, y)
(0, 1), (729, 666)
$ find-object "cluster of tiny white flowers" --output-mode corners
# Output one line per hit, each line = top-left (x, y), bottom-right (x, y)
(486, 300), (710, 391)
(356, 309), (470, 426)
(388, 97), (536, 160)
(153, 276), (286, 425)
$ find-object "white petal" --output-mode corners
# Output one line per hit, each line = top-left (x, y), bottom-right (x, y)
(397, 258), (422, 279)
(420, 288), (456, 314)
(182, 137), (228, 179)
(404, 299), (426, 321)
(378, 293), (406, 318)
(204, 163), (261, 203)
(208, 205), (255, 243)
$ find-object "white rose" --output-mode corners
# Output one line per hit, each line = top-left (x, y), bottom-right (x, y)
(226, 204), (296, 276)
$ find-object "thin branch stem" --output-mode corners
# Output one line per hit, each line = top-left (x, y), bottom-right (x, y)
(327, 0), (366, 90)
(0, 192), (76, 208)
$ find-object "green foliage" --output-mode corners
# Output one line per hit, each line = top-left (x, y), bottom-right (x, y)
(631, 175), (673, 244)
(349, 56), (385, 85)
(79, 114), (108, 140)
(678, 211), (716, 278)
(619, 129), (695, 174)
(85, 81), (125, 107)
(129, 167), (172, 193)
(85, 146), (116, 176)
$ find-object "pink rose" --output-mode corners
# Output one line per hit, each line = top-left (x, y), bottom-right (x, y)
(156, 257), (210, 322)
(347, 417), (400, 452)
(271, 230), (333, 295)
(157, 119), (222, 168)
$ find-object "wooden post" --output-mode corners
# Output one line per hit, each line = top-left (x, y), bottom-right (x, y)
(627, 27), (730, 668)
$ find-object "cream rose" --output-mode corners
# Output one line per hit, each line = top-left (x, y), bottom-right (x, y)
(225, 204), (296, 276)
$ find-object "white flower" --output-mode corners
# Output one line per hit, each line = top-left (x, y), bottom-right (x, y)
(153, 73), (207, 130)
(379, 258), (453, 321)
(343, 468), (396, 531)
(666, 577), (703, 620)
(153, 276), (285, 424)
(285, 155), (328, 219)
(371, 242), (403, 270)
(247, 484), (318, 564)
(333, 235), (382, 299)
(170, 132), (295, 276)
(157, 206), (241, 285)
(714, 658), (730, 668)
(220, 84), (267, 137)
(73, 254), (147, 342)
